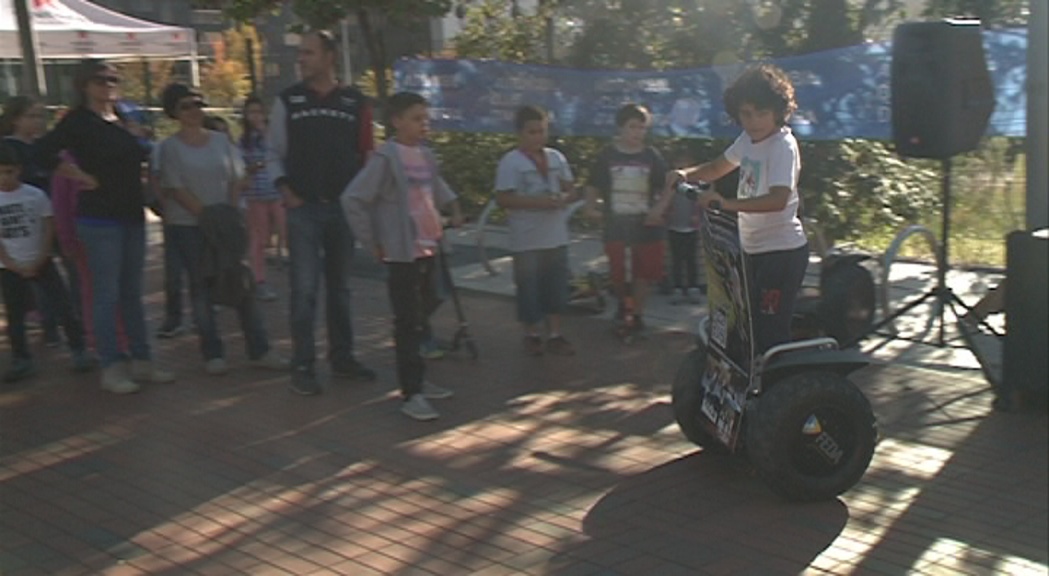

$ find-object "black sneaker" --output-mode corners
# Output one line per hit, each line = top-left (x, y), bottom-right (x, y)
(288, 367), (322, 396)
(331, 359), (377, 382)
(3, 358), (35, 383)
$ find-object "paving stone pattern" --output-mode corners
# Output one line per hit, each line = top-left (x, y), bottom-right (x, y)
(1, 222), (1045, 575)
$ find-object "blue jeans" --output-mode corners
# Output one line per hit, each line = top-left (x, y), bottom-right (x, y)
(167, 225), (269, 361)
(512, 246), (569, 326)
(162, 224), (187, 325)
(76, 221), (151, 367)
(286, 202), (357, 371)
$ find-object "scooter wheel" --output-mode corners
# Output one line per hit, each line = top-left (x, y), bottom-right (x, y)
(745, 371), (877, 501)
(671, 347), (729, 453)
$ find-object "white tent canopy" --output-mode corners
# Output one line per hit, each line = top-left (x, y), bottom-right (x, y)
(0, 0), (195, 59)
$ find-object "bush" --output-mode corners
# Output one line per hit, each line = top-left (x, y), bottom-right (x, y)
(429, 132), (1022, 267)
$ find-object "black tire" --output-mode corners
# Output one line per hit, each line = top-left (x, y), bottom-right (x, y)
(820, 261), (876, 346)
(745, 372), (876, 501)
(671, 348), (728, 453)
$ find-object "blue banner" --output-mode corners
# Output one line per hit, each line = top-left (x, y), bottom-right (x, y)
(394, 29), (1027, 140)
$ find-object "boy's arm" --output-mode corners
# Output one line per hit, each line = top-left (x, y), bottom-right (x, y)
(671, 154), (736, 187)
(339, 155), (385, 258)
(169, 187), (205, 216)
(559, 179), (581, 204)
(645, 181), (676, 226)
(0, 240), (20, 272)
(583, 185), (603, 220)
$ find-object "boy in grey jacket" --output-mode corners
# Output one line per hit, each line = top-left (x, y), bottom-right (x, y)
(341, 92), (462, 421)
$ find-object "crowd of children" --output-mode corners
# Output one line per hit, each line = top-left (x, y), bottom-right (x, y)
(0, 59), (807, 422)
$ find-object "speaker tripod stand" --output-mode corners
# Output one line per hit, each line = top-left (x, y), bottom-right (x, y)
(844, 157), (1003, 350)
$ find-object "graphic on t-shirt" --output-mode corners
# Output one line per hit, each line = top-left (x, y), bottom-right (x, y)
(399, 145), (442, 255)
(738, 157), (761, 199)
(609, 163), (651, 215)
(0, 202), (35, 239)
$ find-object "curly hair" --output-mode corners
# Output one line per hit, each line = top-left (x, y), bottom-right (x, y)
(722, 63), (797, 127)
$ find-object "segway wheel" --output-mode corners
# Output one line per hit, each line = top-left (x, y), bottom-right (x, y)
(745, 371), (876, 501)
(671, 348), (728, 453)
(820, 261), (876, 346)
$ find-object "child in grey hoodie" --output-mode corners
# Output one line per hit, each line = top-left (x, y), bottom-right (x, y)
(341, 92), (462, 421)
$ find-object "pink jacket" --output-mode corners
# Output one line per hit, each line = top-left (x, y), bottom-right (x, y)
(50, 151), (82, 256)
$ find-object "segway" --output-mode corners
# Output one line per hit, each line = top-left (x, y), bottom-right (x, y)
(670, 188), (877, 502)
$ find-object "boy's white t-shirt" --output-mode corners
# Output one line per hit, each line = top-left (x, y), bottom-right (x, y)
(0, 184), (52, 269)
(723, 126), (807, 255)
(495, 147), (574, 252)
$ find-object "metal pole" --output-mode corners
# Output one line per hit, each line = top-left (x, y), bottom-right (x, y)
(1028, 0), (1048, 231)
(13, 0), (46, 97)
(340, 18), (353, 83)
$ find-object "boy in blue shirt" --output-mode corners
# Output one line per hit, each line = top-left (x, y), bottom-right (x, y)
(495, 105), (580, 356)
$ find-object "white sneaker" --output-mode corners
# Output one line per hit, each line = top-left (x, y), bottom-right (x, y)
(101, 365), (140, 394)
(249, 351), (290, 371)
(401, 394), (439, 421)
(421, 381), (454, 399)
(205, 358), (228, 376)
(130, 360), (175, 384)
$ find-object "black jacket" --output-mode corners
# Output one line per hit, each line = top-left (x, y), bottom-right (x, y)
(34, 107), (148, 223)
(198, 204), (253, 306)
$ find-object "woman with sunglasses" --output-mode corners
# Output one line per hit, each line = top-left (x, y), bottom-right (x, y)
(154, 83), (287, 376)
(35, 59), (174, 394)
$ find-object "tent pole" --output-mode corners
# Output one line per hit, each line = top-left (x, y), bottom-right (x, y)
(13, 0), (46, 97)
(190, 35), (201, 88)
(340, 18), (352, 83)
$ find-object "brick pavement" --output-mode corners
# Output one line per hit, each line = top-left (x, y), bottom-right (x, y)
(1, 226), (1046, 575)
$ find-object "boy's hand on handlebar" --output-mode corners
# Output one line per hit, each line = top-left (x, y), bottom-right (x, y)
(665, 169), (688, 189)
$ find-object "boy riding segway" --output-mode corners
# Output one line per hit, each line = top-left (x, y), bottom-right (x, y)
(655, 64), (877, 501)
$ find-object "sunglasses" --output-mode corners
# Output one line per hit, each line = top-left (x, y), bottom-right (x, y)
(179, 100), (207, 111)
(90, 75), (121, 86)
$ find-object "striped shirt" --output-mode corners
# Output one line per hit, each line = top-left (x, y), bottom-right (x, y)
(240, 132), (280, 201)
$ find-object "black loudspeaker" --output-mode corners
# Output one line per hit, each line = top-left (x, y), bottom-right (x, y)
(891, 20), (996, 159)
(1002, 230), (1049, 408)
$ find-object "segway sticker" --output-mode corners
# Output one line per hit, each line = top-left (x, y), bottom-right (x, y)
(698, 210), (754, 450)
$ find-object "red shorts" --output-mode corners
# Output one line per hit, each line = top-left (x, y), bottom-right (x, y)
(605, 241), (665, 285)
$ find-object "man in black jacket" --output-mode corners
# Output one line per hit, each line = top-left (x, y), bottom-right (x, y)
(267, 30), (376, 395)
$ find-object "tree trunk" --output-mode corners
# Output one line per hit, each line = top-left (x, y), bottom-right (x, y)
(357, 8), (389, 111)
